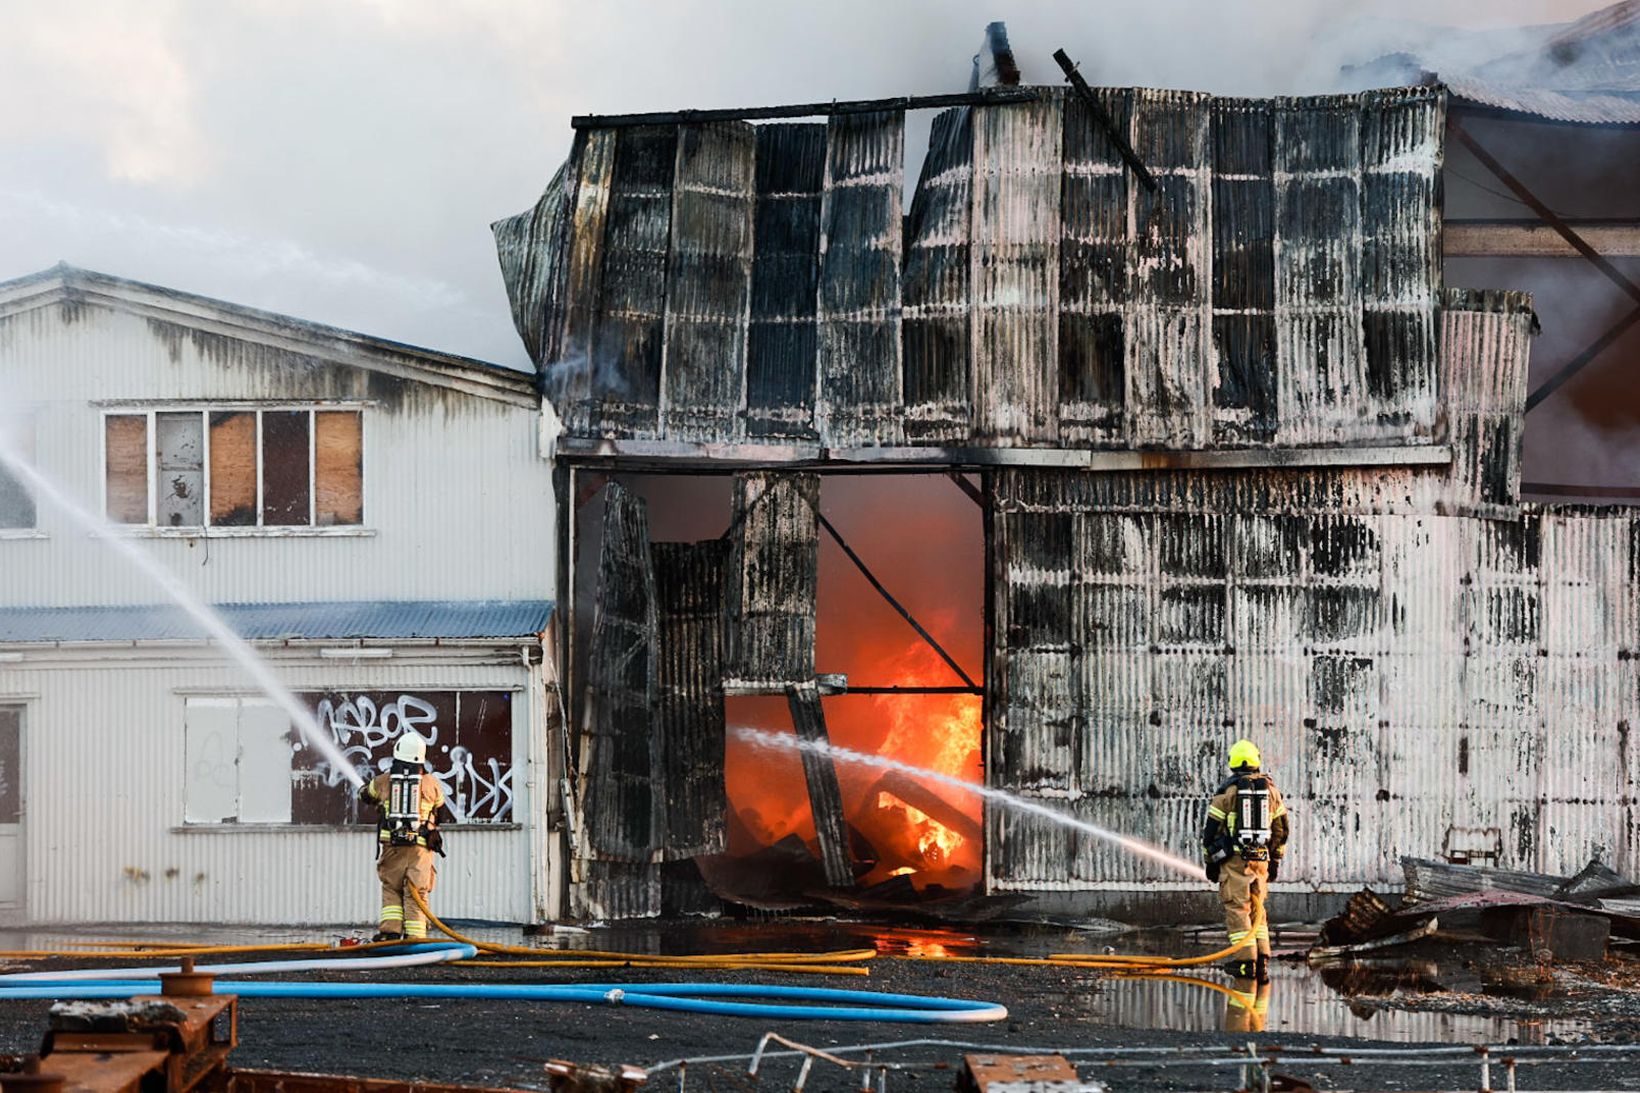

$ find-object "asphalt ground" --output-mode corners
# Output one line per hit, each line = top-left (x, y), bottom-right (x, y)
(0, 924), (1632, 1091)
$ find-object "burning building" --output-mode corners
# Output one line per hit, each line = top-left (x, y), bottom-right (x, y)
(495, 71), (1639, 922)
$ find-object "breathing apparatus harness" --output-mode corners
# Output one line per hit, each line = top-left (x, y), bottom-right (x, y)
(1205, 768), (1273, 871)
(370, 761), (447, 857)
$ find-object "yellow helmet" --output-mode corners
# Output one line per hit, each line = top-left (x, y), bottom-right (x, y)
(1228, 739), (1261, 771)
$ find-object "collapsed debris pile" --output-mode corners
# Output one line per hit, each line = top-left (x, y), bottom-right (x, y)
(1308, 857), (1640, 1012)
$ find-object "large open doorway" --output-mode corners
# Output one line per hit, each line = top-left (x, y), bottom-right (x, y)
(566, 470), (983, 915)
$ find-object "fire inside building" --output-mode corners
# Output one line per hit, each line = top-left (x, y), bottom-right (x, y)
(495, 60), (1640, 923)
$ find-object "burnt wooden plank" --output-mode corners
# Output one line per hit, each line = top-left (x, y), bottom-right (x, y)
(726, 472), (819, 684)
(1210, 99), (1277, 444)
(784, 680), (855, 888)
(1059, 87), (1131, 446)
(1273, 96), (1364, 445)
(1125, 90), (1211, 448)
(972, 94), (1062, 445)
(747, 124), (826, 439)
(592, 125), (678, 438)
(582, 481), (661, 860)
(902, 106), (974, 444)
(817, 110), (904, 447)
(662, 121), (756, 442)
(652, 539), (730, 858)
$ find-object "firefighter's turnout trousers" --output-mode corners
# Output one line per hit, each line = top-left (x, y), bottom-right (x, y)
(1219, 856), (1270, 963)
(378, 845), (437, 938)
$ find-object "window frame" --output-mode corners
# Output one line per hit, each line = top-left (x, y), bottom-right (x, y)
(99, 403), (370, 537)
(0, 409), (42, 539)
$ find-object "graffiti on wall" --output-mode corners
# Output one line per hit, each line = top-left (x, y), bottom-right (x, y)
(291, 691), (513, 825)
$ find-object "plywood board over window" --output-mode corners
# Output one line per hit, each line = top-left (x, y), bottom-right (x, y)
(260, 411), (311, 526)
(208, 412), (257, 526)
(104, 415), (149, 524)
(314, 411), (363, 525)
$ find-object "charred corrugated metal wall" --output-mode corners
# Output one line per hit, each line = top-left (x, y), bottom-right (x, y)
(988, 293), (1640, 893)
(497, 86), (1445, 453)
(508, 82), (1640, 915)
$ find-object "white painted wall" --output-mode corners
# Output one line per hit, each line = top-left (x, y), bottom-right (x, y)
(0, 646), (551, 925)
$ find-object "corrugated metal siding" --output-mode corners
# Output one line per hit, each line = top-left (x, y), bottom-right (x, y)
(984, 292), (1640, 893)
(0, 305), (552, 608)
(581, 482), (660, 861)
(726, 473), (819, 683)
(0, 656), (536, 924)
(505, 86), (1448, 453)
(0, 602), (553, 644)
(651, 539), (728, 859)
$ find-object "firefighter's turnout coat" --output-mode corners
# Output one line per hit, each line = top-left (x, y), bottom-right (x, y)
(1201, 770), (1289, 963)
(362, 770), (447, 938)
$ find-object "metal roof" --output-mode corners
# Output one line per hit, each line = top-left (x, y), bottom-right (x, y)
(0, 601), (554, 644)
(1445, 76), (1640, 124)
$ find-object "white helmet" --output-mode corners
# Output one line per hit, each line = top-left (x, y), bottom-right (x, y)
(392, 733), (427, 766)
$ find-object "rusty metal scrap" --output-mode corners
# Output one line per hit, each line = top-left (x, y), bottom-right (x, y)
(499, 86), (1448, 456)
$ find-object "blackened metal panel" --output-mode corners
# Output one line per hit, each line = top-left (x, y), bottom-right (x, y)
(492, 158), (572, 373)
(1272, 96), (1364, 445)
(818, 110), (904, 447)
(1439, 288), (1534, 519)
(1059, 88), (1132, 446)
(1209, 100), (1277, 444)
(592, 125), (678, 438)
(747, 124), (826, 439)
(1359, 87), (1444, 437)
(662, 122), (757, 442)
(652, 539), (730, 858)
(726, 472), (819, 684)
(785, 681), (855, 887)
(578, 859), (661, 920)
(581, 481), (662, 860)
(902, 107), (974, 444)
(555, 130), (616, 434)
(1125, 90), (1212, 448)
(972, 94), (1063, 445)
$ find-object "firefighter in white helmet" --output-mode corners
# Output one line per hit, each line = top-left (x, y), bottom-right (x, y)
(1201, 739), (1289, 981)
(359, 733), (452, 940)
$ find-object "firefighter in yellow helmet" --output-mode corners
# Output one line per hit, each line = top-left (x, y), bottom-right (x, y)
(359, 733), (453, 940)
(1201, 739), (1288, 981)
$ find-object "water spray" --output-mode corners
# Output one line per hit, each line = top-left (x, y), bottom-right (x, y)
(733, 726), (1206, 881)
(0, 421), (364, 788)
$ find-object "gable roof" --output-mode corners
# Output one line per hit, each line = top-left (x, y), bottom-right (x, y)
(0, 264), (537, 408)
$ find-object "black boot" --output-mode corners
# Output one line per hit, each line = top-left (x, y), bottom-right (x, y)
(1223, 958), (1256, 978)
(1255, 954), (1270, 984)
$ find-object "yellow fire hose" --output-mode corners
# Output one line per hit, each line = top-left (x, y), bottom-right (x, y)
(408, 888), (876, 976)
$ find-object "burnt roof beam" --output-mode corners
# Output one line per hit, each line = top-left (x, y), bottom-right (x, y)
(1052, 48), (1158, 193)
(571, 87), (1041, 130)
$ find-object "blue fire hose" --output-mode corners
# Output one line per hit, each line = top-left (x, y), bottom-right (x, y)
(0, 944), (1007, 1023)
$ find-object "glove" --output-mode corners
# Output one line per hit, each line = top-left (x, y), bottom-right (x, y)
(1268, 858), (1280, 882)
(1205, 860), (1220, 884)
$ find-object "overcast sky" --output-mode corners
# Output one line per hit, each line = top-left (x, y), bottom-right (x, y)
(0, 0), (1615, 371)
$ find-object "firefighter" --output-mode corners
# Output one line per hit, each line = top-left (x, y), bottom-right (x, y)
(360, 733), (453, 940)
(1201, 738), (1288, 981)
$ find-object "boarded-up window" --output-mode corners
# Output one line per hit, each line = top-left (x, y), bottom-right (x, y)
(0, 707), (19, 825)
(183, 698), (293, 824)
(261, 411), (311, 526)
(0, 415), (36, 530)
(292, 691), (515, 825)
(155, 412), (204, 527)
(208, 412), (257, 526)
(104, 415), (149, 524)
(106, 408), (364, 529)
(314, 411), (363, 525)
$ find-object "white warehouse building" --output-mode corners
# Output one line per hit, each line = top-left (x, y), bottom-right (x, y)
(0, 266), (561, 926)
